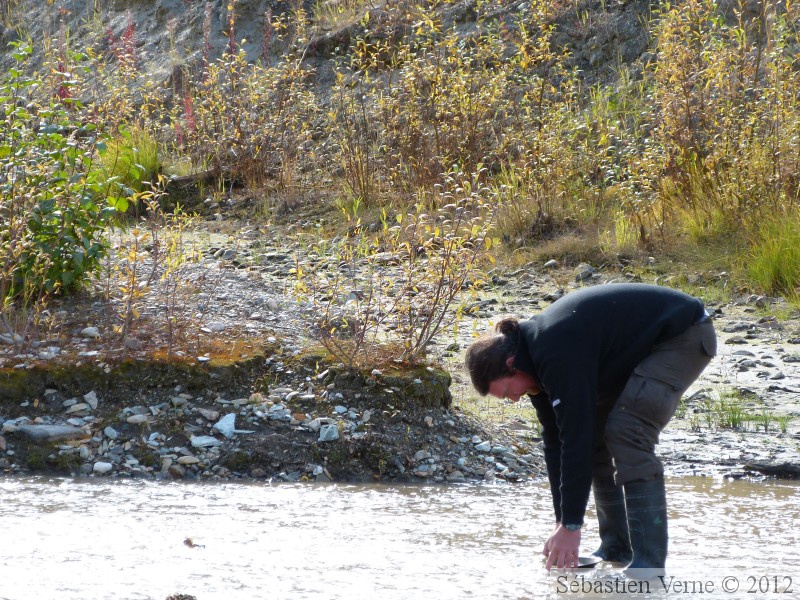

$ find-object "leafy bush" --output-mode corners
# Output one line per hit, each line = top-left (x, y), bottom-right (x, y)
(0, 44), (125, 301)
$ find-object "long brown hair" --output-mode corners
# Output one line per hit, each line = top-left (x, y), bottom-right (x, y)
(464, 318), (520, 395)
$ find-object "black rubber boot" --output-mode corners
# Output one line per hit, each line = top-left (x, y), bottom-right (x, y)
(590, 474), (633, 564)
(623, 476), (668, 580)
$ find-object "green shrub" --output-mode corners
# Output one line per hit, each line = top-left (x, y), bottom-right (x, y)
(0, 44), (126, 300)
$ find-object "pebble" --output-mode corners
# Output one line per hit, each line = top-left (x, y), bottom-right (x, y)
(414, 450), (431, 463)
(199, 408), (219, 421)
(203, 321), (227, 333)
(84, 391), (99, 409)
(574, 263), (597, 282)
(124, 337), (143, 350)
(14, 425), (88, 443)
(191, 436), (222, 448)
(126, 414), (150, 424)
(318, 424), (340, 442)
(93, 462), (113, 474)
(80, 327), (101, 339)
(213, 413), (236, 438)
(0, 333), (23, 345)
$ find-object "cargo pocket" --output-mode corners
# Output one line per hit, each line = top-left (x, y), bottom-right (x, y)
(700, 326), (717, 357)
(617, 374), (682, 430)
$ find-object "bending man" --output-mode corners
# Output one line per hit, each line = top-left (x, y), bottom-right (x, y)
(465, 283), (716, 577)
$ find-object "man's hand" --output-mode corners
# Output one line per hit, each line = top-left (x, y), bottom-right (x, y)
(542, 524), (581, 569)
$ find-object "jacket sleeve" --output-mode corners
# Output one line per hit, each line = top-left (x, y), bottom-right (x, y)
(531, 394), (562, 522)
(537, 359), (598, 527)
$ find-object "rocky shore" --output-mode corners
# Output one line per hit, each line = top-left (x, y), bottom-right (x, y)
(2, 220), (800, 484)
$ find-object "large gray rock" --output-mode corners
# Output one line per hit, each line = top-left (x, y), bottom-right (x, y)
(745, 459), (800, 479)
(14, 424), (88, 443)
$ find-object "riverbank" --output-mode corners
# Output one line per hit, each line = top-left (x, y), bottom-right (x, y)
(1, 216), (799, 484)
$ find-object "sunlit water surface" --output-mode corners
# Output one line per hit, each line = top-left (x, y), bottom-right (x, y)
(0, 477), (798, 600)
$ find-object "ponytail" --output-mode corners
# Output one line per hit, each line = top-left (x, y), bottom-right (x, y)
(465, 317), (520, 395)
(495, 318), (520, 337)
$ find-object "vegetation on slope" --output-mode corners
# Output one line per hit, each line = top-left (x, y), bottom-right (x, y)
(2, 0), (800, 366)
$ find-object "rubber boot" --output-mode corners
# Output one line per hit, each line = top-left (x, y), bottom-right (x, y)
(623, 476), (668, 580)
(590, 474), (633, 564)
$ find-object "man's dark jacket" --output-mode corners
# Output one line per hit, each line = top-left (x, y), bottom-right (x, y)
(511, 283), (706, 526)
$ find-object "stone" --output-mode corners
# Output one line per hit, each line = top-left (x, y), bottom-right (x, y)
(123, 337), (142, 350)
(474, 441), (492, 452)
(745, 459), (800, 478)
(127, 414), (150, 425)
(268, 404), (293, 422)
(191, 435), (222, 448)
(318, 424), (340, 442)
(93, 461), (114, 474)
(80, 327), (101, 338)
(203, 321), (227, 333)
(83, 391), (99, 409)
(574, 263), (597, 282)
(178, 456), (201, 465)
(15, 424), (88, 443)
(199, 408), (220, 421)
(413, 450), (431, 463)
(213, 413), (236, 438)
(171, 396), (189, 407)
(104, 426), (119, 440)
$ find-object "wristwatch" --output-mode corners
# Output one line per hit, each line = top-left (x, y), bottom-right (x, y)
(563, 523), (582, 532)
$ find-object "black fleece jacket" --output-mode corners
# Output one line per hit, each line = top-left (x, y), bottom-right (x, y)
(511, 283), (705, 526)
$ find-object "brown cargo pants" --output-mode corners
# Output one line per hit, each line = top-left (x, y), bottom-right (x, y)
(601, 317), (717, 485)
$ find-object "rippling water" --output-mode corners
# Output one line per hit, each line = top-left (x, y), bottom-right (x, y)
(0, 477), (798, 600)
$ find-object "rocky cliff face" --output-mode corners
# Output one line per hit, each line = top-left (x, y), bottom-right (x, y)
(2, 0), (276, 83)
(2, 0), (655, 91)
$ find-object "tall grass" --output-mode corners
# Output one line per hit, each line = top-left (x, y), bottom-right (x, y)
(747, 212), (800, 299)
(99, 125), (160, 197)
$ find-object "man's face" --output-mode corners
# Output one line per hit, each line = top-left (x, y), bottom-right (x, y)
(487, 371), (540, 402)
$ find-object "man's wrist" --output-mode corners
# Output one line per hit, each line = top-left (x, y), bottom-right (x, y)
(562, 523), (582, 532)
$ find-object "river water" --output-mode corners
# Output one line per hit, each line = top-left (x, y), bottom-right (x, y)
(0, 477), (798, 600)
